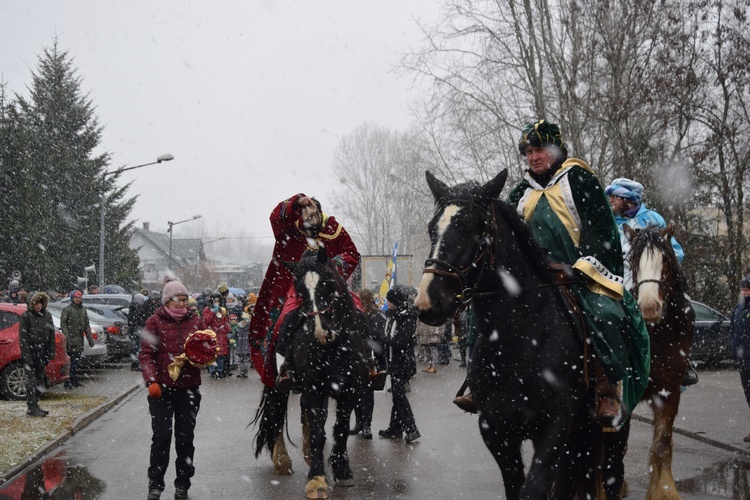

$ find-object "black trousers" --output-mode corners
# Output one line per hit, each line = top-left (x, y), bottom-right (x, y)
(67, 350), (81, 385)
(353, 384), (375, 427)
(148, 387), (202, 491)
(387, 375), (417, 434)
(24, 359), (46, 409)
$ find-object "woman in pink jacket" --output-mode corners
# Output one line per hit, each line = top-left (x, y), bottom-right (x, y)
(140, 277), (207, 500)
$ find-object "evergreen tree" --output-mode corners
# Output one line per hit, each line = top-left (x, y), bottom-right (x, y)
(8, 39), (141, 292)
(0, 80), (34, 289)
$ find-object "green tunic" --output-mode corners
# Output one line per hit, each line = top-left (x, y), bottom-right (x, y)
(508, 159), (650, 414)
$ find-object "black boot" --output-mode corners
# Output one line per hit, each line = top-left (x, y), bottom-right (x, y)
(349, 423), (363, 435)
(361, 425), (373, 439)
(27, 406), (47, 417)
(594, 361), (620, 426)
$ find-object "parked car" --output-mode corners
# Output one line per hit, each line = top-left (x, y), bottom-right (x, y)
(0, 303), (70, 400)
(45, 305), (108, 367)
(50, 301), (132, 362)
(82, 305), (131, 362)
(690, 300), (732, 367)
(57, 293), (133, 315)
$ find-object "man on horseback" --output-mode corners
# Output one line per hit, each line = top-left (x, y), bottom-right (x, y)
(508, 120), (650, 426)
(605, 177), (698, 387)
(248, 193), (361, 389)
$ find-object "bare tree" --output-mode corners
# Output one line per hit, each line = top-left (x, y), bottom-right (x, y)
(330, 123), (433, 261)
(682, 0), (750, 306)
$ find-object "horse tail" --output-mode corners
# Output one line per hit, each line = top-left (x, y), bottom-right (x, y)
(250, 385), (289, 458)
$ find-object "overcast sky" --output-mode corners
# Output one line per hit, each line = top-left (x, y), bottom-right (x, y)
(0, 1), (441, 245)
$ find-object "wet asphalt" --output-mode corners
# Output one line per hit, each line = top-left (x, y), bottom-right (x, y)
(1, 359), (749, 499)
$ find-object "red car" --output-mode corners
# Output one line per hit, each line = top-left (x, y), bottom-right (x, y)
(0, 303), (70, 400)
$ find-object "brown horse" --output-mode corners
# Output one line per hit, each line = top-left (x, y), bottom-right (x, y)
(607, 225), (694, 499)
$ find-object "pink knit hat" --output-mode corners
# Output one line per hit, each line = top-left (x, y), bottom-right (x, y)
(162, 277), (189, 305)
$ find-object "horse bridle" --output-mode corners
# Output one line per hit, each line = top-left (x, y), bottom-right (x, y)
(422, 201), (497, 307)
(631, 245), (666, 299)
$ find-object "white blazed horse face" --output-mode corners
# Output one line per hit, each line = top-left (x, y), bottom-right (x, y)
(636, 245), (664, 323)
(301, 270), (336, 344)
(415, 204), (462, 314)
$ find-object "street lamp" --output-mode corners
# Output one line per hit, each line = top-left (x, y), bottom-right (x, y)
(99, 154), (174, 288)
(168, 214), (202, 269)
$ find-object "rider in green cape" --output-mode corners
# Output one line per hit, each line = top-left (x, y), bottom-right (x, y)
(507, 119), (650, 425)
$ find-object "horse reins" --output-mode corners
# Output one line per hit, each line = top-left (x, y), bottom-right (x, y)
(422, 201), (575, 309)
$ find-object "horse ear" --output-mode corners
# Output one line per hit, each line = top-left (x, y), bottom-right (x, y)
(479, 169), (508, 201)
(663, 223), (675, 240)
(425, 171), (450, 202)
(622, 224), (636, 241)
(316, 245), (328, 264)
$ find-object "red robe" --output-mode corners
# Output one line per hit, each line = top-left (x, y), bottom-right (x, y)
(249, 193), (361, 385)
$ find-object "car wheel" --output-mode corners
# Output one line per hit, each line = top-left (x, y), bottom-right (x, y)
(0, 361), (28, 400)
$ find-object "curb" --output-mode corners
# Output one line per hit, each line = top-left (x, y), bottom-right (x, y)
(0, 382), (141, 484)
(631, 411), (750, 459)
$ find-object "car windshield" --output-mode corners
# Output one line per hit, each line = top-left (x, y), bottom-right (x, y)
(85, 305), (126, 321)
(85, 309), (115, 324)
(692, 302), (727, 322)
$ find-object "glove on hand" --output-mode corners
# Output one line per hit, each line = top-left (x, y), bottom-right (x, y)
(148, 382), (162, 399)
(88, 339), (94, 348)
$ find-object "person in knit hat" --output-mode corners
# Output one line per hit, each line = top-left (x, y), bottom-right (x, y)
(140, 276), (207, 500)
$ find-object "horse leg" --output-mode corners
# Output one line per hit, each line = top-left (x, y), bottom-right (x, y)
(302, 412), (312, 466)
(272, 432), (293, 475)
(478, 415), (525, 500)
(601, 419), (631, 500)
(302, 392), (331, 499)
(554, 404), (607, 500)
(329, 398), (355, 486)
(647, 389), (681, 500)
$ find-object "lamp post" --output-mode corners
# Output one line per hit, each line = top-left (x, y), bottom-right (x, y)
(99, 153), (174, 288)
(168, 214), (202, 269)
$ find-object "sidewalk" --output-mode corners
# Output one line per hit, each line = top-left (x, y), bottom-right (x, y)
(632, 364), (750, 458)
(0, 362), (142, 483)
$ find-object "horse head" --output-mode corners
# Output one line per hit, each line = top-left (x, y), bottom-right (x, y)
(414, 169), (508, 325)
(283, 246), (347, 344)
(625, 224), (681, 323)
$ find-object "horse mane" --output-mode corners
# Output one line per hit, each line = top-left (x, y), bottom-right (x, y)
(441, 179), (552, 282)
(629, 226), (689, 298)
(295, 249), (355, 313)
(492, 198), (553, 276)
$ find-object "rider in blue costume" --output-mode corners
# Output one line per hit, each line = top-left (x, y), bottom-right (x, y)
(605, 178), (697, 386)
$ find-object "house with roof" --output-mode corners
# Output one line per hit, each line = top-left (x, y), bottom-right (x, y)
(129, 222), (207, 291)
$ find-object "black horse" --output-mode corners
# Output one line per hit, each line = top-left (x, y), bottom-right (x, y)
(414, 170), (605, 499)
(252, 247), (370, 499)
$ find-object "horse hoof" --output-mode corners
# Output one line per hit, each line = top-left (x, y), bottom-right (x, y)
(305, 475), (329, 498)
(334, 477), (355, 487)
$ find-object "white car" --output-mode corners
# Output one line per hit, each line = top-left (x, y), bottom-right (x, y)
(48, 308), (108, 366)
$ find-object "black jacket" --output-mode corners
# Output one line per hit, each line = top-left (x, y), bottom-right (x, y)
(384, 304), (417, 379)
